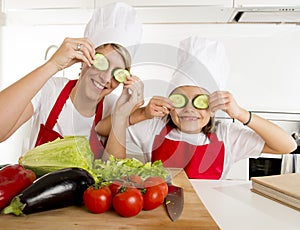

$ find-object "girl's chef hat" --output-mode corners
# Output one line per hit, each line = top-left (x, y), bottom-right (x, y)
(84, 2), (143, 58)
(167, 36), (230, 95)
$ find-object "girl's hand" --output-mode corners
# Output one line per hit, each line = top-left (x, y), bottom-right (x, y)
(144, 96), (174, 119)
(209, 91), (242, 119)
(48, 37), (95, 71)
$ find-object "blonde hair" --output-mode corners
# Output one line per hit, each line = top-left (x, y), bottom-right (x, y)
(98, 43), (132, 71)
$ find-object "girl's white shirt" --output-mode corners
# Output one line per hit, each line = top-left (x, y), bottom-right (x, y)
(127, 116), (264, 179)
(23, 77), (117, 153)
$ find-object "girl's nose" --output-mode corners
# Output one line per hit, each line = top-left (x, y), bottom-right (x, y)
(183, 100), (195, 111)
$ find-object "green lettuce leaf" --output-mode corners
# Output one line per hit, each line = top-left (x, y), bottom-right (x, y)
(93, 155), (170, 181)
(19, 136), (97, 181)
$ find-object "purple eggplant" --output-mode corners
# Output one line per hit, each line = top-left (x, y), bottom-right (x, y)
(2, 167), (95, 216)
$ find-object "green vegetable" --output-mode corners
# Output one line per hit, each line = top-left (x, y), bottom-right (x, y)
(112, 68), (130, 83)
(169, 94), (188, 108)
(94, 155), (170, 181)
(193, 94), (209, 109)
(93, 53), (109, 71)
(19, 136), (97, 182)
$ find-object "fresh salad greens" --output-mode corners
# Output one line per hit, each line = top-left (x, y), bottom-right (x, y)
(94, 155), (170, 181)
(19, 136), (170, 184)
(19, 136), (97, 181)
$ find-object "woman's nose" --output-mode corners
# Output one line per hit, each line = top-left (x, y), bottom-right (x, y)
(101, 70), (112, 84)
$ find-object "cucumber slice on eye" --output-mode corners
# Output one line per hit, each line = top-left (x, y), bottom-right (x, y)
(112, 68), (130, 83)
(93, 53), (109, 71)
(193, 94), (209, 109)
(169, 94), (188, 108)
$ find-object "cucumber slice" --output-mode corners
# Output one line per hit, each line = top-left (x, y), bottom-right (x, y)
(169, 94), (188, 108)
(93, 53), (109, 71)
(112, 68), (130, 83)
(193, 94), (209, 109)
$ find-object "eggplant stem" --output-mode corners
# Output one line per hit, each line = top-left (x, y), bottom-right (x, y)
(2, 196), (26, 216)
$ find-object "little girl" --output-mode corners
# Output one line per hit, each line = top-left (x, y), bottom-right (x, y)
(125, 36), (296, 179)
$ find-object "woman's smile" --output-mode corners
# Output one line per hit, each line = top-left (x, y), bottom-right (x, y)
(91, 78), (106, 91)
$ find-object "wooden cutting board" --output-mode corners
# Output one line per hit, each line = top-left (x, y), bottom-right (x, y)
(0, 169), (219, 229)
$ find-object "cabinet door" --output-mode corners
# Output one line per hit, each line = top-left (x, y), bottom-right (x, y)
(3, 0), (94, 10)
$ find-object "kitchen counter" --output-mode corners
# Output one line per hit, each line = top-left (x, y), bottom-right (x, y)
(190, 179), (300, 230)
(2, 169), (300, 230)
(0, 169), (219, 230)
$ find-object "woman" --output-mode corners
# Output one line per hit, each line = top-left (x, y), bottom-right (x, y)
(0, 2), (143, 159)
(125, 36), (297, 179)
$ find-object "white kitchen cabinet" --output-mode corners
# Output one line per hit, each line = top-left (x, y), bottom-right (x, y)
(2, 0), (94, 10)
(95, 0), (233, 7)
(235, 0), (300, 7)
(0, 0), (94, 26)
(95, 0), (235, 23)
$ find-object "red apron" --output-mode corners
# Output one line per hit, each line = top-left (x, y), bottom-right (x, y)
(151, 125), (225, 179)
(35, 79), (104, 159)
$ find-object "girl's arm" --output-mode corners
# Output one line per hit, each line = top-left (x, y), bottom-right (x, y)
(209, 91), (297, 154)
(96, 96), (174, 137)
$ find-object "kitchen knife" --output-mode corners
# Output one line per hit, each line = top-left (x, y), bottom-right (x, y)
(164, 183), (184, 222)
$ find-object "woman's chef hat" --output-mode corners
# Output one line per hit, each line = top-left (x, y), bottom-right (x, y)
(84, 2), (143, 58)
(167, 36), (230, 95)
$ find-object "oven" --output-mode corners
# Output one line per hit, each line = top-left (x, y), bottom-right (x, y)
(248, 111), (300, 179)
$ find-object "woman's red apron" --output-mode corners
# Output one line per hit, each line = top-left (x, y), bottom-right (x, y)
(151, 125), (225, 179)
(35, 79), (104, 159)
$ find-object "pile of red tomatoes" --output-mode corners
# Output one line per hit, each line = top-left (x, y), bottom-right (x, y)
(83, 175), (168, 217)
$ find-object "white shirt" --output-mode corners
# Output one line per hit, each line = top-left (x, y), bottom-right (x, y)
(24, 77), (117, 152)
(126, 117), (265, 179)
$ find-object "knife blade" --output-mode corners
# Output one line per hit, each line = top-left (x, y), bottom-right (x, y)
(164, 184), (184, 222)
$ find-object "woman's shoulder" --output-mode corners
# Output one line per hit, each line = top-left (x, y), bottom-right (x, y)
(47, 77), (71, 89)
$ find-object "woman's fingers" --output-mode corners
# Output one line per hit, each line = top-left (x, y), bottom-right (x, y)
(49, 37), (95, 70)
(73, 38), (95, 64)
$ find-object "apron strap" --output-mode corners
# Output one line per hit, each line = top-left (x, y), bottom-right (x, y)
(42, 79), (105, 159)
(45, 79), (77, 129)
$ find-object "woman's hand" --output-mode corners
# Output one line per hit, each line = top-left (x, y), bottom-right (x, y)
(113, 75), (144, 125)
(104, 75), (144, 159)
(48, 37), (95, 71)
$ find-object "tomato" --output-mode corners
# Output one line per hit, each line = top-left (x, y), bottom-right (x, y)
(83, 185), (112, 214)
(143, 176), (168, 198)
(143, 186), (165, 211)
(112, 187), (143, 217)
(109, 180), (123, 197)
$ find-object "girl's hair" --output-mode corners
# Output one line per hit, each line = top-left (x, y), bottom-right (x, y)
(168, 116), (216, 135)
(98, 43), (132, 71)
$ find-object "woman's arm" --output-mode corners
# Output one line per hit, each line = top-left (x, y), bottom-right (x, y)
(103, 75), (144, 160)
(0, 37), (95, 142)
(209, 91), (297, 154)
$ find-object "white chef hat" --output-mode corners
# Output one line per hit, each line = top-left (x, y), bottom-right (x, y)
(167, 36), (230, 95)
(84, 2), (143, 58)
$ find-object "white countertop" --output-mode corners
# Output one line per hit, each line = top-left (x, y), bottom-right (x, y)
(190, 179), (300, 230)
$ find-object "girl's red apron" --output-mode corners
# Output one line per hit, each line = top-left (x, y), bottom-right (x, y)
(35, 79), (104, 159)
(151, 125), (225, 179)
